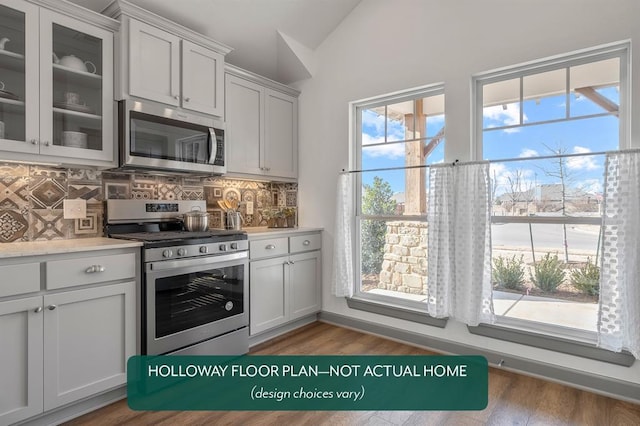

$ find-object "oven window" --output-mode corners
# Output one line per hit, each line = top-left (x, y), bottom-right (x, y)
(130, 111), (212, 164)
(155, 265), (244, 338)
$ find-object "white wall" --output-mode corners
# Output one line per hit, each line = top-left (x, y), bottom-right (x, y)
(294, 0), (640, 395)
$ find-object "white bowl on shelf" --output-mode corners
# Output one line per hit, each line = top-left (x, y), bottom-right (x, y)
(62, 131), (87, 149)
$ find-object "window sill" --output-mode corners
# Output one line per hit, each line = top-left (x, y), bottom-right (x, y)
(346, 297), (447, 328)
(468, 321), (635, 367)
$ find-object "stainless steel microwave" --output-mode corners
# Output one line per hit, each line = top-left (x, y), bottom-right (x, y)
(118, 99), (225, 174)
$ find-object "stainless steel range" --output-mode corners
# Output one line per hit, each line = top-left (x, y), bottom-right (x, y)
(106, 200), (248, 356)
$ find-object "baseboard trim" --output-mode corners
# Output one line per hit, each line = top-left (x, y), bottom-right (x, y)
(319, 311), (640, 404)
(248, 314), (318, 348)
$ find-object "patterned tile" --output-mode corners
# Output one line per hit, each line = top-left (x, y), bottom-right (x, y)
(223, 188), (241, 201)
(286, 190), (297, 207)
(0, 209), (30, 242)
(68, 168), (102, 183)
(204, 186), (223, 205)
(182, 185), (204, 200)
(158, 184), (182, 200)
(132, 173), (158, 184)
(30, 177), (67, 209)
(104, 182), (131, 200)
(101, 172), (132, 182)
(31, 209), (70, 241)
(131, 183), (156, 200)
(256, 189), (271, 208)
(159, 176), (183, 185)
(0, 162), (29, 176)
(206, 209), (224, 230)
(69, 184), (102, 204)
(30, 165), (67, 178)
(71, 207), (103, 238)
(0, 176), (30, 210)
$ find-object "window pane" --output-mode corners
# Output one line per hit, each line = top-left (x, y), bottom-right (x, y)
(491, 156), (605, 218)
(361, 108), (386, 145)
(386, 100), (413, 141)
(522, 69), (566, 123)
(422, 94), (445, 138)
(360, 171), (403, 215)
(483, 115), (617, 162)
(360, 219), (428, 299)
(491, 223), (599, 332)
(483, 78), (520, 129)
(570, 58), (620, 117)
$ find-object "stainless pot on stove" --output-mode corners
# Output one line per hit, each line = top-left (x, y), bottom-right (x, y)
(180, 206), (209, 231)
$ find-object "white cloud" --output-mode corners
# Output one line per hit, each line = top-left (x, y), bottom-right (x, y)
(483, 104), (527, 133)
(567, 146), (600, 171)
(519, 149), (539, 158)
(579, 178), (603, 194)
(362, 134), (405, 159)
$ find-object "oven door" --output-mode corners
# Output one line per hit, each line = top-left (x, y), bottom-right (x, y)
(144, 251), (247, 355)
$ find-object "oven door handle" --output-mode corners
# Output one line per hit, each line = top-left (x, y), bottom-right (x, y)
(147, 251), (247, 271)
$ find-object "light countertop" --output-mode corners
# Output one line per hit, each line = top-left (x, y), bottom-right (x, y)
(0, 238), (143, 259)
(244, 227), (323, 238)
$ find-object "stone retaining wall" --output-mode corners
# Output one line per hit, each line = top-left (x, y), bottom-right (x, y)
(378, 221), (428, 295)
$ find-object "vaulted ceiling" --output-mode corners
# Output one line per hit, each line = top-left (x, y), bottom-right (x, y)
(70, 0), (363, 84)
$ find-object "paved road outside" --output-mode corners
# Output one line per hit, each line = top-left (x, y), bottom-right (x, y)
(492, 222), (600, 254)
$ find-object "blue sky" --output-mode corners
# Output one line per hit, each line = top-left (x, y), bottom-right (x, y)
(360, 87), (619, 197)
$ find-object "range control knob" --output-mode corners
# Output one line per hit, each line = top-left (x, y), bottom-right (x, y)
(162, 249), (173, 258)
(230, 242), (238, 250)
(219, 244), (227, 252)
(177, 248), (187, 256)
(199, 246), (209, 254)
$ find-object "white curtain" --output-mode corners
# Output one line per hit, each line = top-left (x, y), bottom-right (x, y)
(332, 173), (354, 297)
(427, 162), (494, 326)
(598, 151), (640, 358)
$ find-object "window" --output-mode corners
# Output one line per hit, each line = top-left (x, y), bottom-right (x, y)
(352, 85), (445, 312)
(473, 43), (628, 340)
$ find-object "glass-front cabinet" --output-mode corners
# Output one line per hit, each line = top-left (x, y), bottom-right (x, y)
(0, 1), (114, 165)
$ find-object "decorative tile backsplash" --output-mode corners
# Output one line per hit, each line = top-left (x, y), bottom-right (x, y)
(0, 162), (297, 243)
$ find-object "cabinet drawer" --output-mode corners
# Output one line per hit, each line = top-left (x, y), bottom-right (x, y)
(250, 237), (289, 259)
(0, 263), (40, 297)
(46, 253), (136, 290)
(290, 233), (321, 253)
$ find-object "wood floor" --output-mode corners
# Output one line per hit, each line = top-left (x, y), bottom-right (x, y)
(66, 322), (640, 426)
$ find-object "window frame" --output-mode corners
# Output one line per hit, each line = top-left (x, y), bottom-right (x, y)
(471, 42), (630, 340)
(350, 83), (445, 314)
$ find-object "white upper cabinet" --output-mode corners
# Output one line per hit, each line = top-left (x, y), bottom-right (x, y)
(107, 1), (230, 118)
(182, 40), (224, 116)
(225, 66), (299, 180)
(0, 0), (116, 166)
(128, 18), (180, 106)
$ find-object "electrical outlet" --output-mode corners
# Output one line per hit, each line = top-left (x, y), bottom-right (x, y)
(246, 201), (254, 215)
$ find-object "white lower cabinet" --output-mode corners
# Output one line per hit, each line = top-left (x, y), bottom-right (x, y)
(0, 249), (137, 426)
(43, 282), (135, 411)
(249, 232), (321, 336)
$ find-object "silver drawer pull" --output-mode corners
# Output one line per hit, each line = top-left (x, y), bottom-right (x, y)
(85, 265), (106, 273)
(265, 244), (276, 250)
(47, 304), (57, 310)
(303, 240), (311, 246)
(34, 306), (43, 313)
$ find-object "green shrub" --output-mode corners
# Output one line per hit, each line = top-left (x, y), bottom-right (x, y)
(570, 258), (600, 296)
(492, 255), (525, 289)
(531, 252), (565, 292)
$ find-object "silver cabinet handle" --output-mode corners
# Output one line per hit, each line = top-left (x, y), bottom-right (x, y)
(47, 305), (57, 310)
(31, 139), (39, 145)
(43, 141), (50, 146)
(34, 306), (43, 313)
(85, 265), (106, 273)
(184, 97), (190, 102)
(265, 244), (276, 250)
(303, 240), (311, 246)
(289, 260), (295, 265)
(174, 95), (180, 100)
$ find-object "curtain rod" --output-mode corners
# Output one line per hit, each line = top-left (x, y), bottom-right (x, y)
(339, 148), (640, 174)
